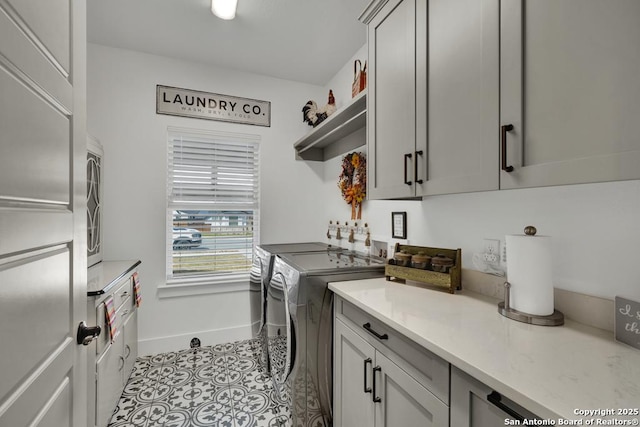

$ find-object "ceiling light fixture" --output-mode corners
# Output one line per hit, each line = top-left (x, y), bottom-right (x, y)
(211, 0), (238, 20)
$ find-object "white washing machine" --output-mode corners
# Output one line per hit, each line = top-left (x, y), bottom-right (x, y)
(266, 251), (385, 426)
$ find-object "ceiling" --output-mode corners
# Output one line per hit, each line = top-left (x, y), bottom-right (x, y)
(87, 0), (369, 86)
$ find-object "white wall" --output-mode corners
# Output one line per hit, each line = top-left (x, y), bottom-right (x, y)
(88, 39), (640, 356)
(318, 44), (640, 301)
(87, 44), (328, 354)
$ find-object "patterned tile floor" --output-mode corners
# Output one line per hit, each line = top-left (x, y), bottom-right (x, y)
(108, 338), (290, 427)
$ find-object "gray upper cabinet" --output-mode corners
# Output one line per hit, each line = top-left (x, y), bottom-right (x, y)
(423, 0), (500, 195)
(363, 0), (499, 199)
(500, 0), (640, 189)
(363, 0), (640, 198)
(361, 0), (427, 200)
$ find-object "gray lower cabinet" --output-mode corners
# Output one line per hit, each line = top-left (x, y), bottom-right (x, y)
(450, 366), (539, 427)
(87, 263), (139, 427)
(334, 297), (449, 427)
(96, 330), (124, 427)
(123, 310), (138, 379)
(334, 320), (376, 427)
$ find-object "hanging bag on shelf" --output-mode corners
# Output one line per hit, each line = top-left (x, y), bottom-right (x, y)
(352, 59), (367, 98)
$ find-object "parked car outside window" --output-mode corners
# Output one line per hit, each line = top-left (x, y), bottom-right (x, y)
(172, 227), (202, 250)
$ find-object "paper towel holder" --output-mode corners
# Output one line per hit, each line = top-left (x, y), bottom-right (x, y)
(498, 282), (564, 326)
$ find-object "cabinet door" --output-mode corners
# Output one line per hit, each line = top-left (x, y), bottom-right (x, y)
(423, 0), (499, 195)
(374, 351), (448, 427)
(95, 332), (124, 427)
(122, 310), (138, 383)
(368, 0), (421, 199)
(501, 0), (640, 189)
(450, 367), (537, 427)
(333, 319), (375, 427)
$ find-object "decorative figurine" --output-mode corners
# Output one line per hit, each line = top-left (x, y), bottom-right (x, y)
(302, 90), (337, 127)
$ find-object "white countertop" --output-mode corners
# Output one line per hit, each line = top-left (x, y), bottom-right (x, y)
(87, 260), (141, 296)
(329, 278), (640, 421)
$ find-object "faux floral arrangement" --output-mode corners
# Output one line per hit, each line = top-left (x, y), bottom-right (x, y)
(338, 151), (366, 220)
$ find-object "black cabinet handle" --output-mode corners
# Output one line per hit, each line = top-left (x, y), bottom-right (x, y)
(501, 124), (514, 172)
(403, 153), (413, 185)
(414, 150), (423, 184)
(363, 322), (388, 340)
(487, 391), (525, 422)
(372, 366), (382, 403)
(363, 358), (372, 393)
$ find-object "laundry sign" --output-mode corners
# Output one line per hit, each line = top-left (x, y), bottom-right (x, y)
(156, 85), (271, 127)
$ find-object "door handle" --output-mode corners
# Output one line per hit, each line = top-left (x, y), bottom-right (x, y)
(403, 153), (413, 186)
(487, 391), (525, 422)
(372, 366), (382, 403)
(501, 124), (514, 172)
(414, 150), (423, 184)
(76, 321), (101, 345)
(363, 358), (372, 393)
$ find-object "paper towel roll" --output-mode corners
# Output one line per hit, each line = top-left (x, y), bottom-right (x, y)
(506, 233), (554, 316)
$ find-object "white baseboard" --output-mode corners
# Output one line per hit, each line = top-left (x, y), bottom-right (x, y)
(138, 324), (254, 356)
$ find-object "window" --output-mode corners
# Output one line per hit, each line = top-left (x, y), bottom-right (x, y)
(167, 128), (260, 285)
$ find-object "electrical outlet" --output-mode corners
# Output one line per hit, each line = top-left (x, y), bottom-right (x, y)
(483, 252), (499, 263)
(483, 239), (500, 255)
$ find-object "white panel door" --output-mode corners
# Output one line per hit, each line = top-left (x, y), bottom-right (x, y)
(501, 0), (640, 189)
(0, 1), (87, 427)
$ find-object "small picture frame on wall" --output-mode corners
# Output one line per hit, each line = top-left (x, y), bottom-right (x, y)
(391, 212), (407, 239)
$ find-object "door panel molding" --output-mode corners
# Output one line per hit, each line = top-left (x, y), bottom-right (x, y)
(0, 338), (73, 426)
(0, 0), (70, 77)
(0, 210), (72, 257)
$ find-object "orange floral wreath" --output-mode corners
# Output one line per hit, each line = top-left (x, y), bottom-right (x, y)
(338, 151), (366, 220)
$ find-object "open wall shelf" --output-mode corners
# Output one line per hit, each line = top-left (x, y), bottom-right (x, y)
(294, 91), (366, 161)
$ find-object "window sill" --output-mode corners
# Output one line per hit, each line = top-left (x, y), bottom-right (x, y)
(158, 274), (249, 299)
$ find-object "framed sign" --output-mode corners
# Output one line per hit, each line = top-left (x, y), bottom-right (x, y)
(156, 85), (271, 127)
(615, 296), (640, 350)
(392, 212), (407, 239)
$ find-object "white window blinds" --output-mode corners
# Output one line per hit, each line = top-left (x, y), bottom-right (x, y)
(167, 128), (260, 282)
